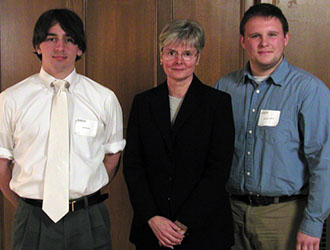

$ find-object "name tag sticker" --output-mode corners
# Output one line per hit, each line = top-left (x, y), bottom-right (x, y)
(74, 119), (97, 137)
(258, 110), (281, 127)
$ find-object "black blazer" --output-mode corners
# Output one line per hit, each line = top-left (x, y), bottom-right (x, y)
(123, 75), (235, 250)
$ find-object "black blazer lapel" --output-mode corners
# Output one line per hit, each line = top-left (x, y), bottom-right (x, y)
(149, 83), (173, 153)
(172, 75), (203, 133)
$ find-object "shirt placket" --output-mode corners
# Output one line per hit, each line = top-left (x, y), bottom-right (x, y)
(244, 81), (266, 194)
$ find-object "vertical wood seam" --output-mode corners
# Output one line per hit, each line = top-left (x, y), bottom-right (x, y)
(239, 0), (245, 68)
(154, 0), (158, 88)
(82, 0), (87, 76)
(170, 0), (174, 20)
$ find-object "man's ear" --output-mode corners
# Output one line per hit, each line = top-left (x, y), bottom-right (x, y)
(196, 53), (201, 65)
(284, 32), (289, 47)
(36, 45), (42, 55)
(240, 35), (246, 50)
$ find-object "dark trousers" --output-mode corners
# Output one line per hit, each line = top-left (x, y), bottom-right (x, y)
(12, 198), (112, 250)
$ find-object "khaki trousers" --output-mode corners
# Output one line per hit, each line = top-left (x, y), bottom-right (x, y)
(230, 197), (306, 250)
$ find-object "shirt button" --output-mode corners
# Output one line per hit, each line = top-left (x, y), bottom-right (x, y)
(252, 109), (256, 112)
(256, 90), (260, 94)
(168, 197), (171, 201)
(248, 130), (253, 134)
(246, 172), (251, 176)
(247, 151), (251, 155)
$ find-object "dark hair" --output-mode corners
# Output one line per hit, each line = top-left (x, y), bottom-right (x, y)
(32, 9), (86, 61)
(240, 3), (289, 36)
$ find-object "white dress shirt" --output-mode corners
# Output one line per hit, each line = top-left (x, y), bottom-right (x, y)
(0, 68), (126, 199)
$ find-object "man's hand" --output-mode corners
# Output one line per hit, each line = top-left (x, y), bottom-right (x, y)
(296, 232), (320, 250)
(103, 152), (121, 182)
(148, 216), (185, 249)
(0, 158), (19, 208)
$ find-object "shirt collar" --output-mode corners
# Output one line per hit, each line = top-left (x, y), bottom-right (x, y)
(39, 67), (78, 92)
(268, 56), (290, 86)
(241, 56), (290, 87)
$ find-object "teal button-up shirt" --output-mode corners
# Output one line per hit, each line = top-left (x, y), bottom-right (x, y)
(215, 57), (330, 238)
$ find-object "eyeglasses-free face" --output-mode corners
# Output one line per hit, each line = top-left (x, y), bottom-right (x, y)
(240, 16), (289, 76)
(36, 23), (82, 79)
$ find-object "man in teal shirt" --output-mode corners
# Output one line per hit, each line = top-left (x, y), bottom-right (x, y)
(215, 3), (330, 250)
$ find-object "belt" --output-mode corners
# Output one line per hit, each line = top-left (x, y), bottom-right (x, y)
(22, 191), (108, 212)
(230, 194), (306, 206)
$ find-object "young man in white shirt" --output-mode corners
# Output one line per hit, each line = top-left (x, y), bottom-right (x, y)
(0, 8), (125, 250)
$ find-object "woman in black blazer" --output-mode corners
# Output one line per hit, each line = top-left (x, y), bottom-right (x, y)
(123, 19), (235, 250)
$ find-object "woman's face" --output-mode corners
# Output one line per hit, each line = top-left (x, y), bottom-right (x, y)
(161, 42), (199, 85)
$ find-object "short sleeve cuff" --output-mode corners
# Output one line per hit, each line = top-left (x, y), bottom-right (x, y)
(104, 140), (126, 154)
(0, 147), (13, 160)
(299, 217), (324, 238)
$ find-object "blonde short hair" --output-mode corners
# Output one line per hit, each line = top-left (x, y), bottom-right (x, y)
(159, 19), (205, 54)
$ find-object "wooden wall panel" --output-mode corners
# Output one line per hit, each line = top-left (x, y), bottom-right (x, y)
(172, 0), (243, 86)
(85, 1), (157, 249)
(277, 0), (330, 88)
(156, 0), (172, 84)
(86, 0), (157, 126)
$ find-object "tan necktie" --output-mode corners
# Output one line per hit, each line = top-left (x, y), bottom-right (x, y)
(42, 80), (70, 223)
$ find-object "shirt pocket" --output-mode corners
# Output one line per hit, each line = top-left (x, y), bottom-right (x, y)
(72, 118), (104, 159)
(258, 109), (295, 145)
